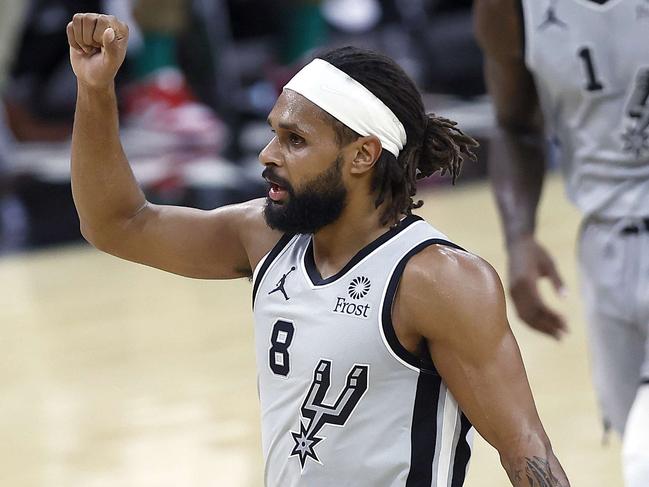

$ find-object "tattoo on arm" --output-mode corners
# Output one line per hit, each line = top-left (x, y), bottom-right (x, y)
(513, 456), (563, 487)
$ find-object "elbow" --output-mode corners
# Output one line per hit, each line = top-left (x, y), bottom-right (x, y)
(79, 202), (149, 254)
(80, 221), (118, 254)
(79, 221), (103, 250)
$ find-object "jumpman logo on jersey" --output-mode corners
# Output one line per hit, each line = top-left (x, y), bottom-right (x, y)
(538, 0), (568, 30)
(290, 360), (369, 468)
(268, 266), (296, 300)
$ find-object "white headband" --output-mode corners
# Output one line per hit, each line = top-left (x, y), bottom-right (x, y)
(283, 58), (407, 157)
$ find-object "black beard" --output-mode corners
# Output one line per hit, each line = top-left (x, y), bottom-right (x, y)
(263, 156), (347, 234)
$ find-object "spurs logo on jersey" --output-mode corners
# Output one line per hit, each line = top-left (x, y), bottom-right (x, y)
(332, 276), (372, 319)
(622, 68), (649, 158)
(289, 360), (369, 468)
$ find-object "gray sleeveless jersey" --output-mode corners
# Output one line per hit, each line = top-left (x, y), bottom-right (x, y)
(521, 0), (649, 218)
(252, 215), (474, 487)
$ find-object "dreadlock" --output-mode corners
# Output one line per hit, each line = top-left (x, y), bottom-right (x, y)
(317, 46), (479, 226)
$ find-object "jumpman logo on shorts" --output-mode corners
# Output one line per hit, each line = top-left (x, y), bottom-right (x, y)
(268, 266), (296, 300)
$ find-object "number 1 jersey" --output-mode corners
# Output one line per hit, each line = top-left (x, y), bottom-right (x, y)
(252, 215), (473, 487)
(521, 0), (649, 218)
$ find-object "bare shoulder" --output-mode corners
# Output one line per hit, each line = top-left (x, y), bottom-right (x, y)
(398, 244), (507, 340)
(225, 198), (284, 271)
(473, 0), (523, 61)
(228, 197), (268, 232)
(402, 244), (503, 297)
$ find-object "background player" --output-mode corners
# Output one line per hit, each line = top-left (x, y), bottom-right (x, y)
(474, 0), (649, 485)
(67, 12), (570, 486)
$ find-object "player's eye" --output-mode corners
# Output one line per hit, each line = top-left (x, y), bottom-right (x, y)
(289, 133), (304, 146)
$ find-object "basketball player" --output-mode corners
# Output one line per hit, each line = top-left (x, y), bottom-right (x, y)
(67, 13), (570, 486)
(474, 1), (649, 485)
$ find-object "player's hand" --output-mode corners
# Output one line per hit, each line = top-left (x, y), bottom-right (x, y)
(66, 13), (129, 89)
(508, 236), (567, 339)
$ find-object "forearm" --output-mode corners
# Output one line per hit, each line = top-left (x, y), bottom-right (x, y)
(488, 125), (546, 248)
(71, 82), (146, 241)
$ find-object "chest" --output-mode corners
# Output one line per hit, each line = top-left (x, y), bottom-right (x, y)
(255, 254), (388, 377)
(525, 0), (649, 99)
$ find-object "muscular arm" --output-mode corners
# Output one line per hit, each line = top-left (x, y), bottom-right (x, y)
(473, 0), (566, 337)
(474, 0), (545, 245)
(68, 14), (279, 279)
(394, 247), (570, 486)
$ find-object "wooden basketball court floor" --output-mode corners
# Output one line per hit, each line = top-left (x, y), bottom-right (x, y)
(0, 175), (623, 486)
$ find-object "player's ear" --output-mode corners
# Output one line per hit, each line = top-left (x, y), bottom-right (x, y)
(350, 135), (382, 175)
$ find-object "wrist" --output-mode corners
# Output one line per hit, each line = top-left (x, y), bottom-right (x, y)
(506, 231), (536, 251)
(77, 80), (116, 97)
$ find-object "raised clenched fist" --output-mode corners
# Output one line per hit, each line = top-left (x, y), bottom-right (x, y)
(66, 13), (129, 89)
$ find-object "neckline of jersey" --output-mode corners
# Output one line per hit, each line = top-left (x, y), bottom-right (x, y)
(572, 0), (623, 11)
(303, 213), (422, 287)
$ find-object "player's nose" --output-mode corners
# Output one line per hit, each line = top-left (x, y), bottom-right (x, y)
(259, 136), (282, 167)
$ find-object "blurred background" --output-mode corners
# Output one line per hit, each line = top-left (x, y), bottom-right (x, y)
(0, 0), (486, 252)
(0, 1), (621, 486)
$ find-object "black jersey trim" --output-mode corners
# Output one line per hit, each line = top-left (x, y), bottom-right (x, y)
(574, 0), (621, 11)
(252, 233), (295, 308)
(381, 238), (466, 374)
(642, 378), (649, 385)
(303, 213), (422, 286)
(451, 414), (473, 487)
(516, 0), (526, 61)
(405, 372), (442, 487)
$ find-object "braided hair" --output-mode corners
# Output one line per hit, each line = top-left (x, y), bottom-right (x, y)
(317, 46), (478, 225)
